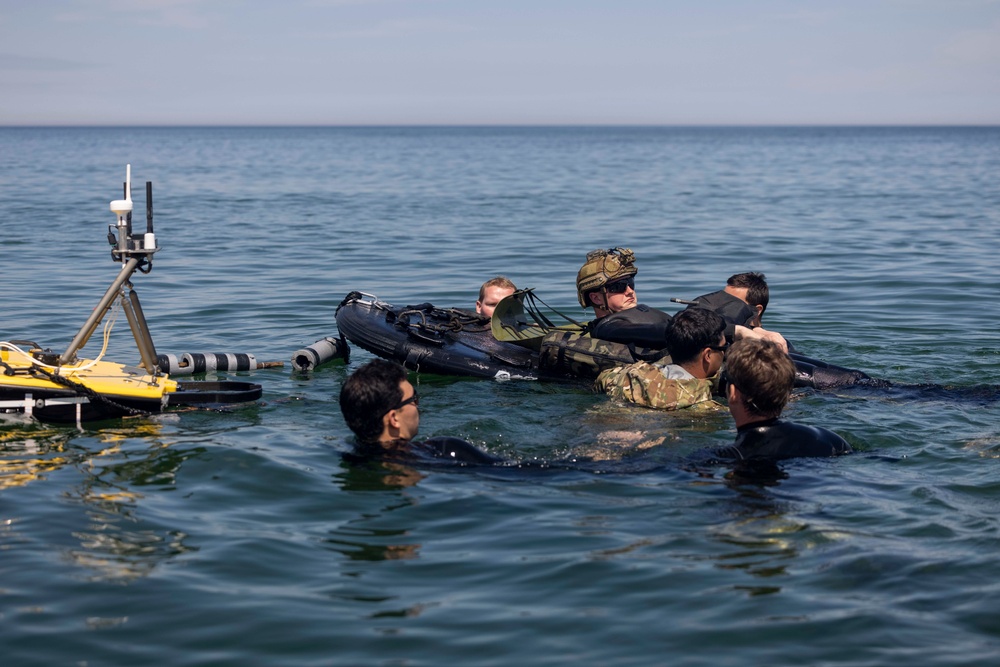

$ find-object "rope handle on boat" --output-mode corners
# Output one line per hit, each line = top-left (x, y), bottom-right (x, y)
(336, 291), (389, 314)
(396, 306), (486, 335)
(396, 309), (445, 344)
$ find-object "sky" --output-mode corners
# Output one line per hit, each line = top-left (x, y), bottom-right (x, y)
(1, 0), (998, 125)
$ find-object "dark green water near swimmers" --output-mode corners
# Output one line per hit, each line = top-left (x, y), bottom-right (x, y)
(1, 126), (999, 666)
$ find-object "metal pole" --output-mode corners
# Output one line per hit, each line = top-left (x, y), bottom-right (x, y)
(60, 257), (141, 364)
(125, 289), (159, 374)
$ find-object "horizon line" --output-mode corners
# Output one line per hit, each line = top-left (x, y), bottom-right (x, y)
(2, 122), (999, 129)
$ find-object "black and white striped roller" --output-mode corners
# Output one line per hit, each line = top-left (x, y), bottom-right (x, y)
(157, 352), (259, 376)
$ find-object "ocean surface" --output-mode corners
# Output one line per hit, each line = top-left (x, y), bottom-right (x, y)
(1, 126), (999, 666)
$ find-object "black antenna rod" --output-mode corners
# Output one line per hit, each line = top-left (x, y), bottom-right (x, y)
(146, 181), (154, 233)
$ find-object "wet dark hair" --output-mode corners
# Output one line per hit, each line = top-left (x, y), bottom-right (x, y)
(339, 359), (406, 444)
(665, 308), (726, 365)
(725, 338), (795, 417)
(727, 272), (769, 315)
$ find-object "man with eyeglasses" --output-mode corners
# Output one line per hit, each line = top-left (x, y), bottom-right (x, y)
(711, 338), (852, 461)
(339, 359), (502, 465)
(596, 307), (729, 411)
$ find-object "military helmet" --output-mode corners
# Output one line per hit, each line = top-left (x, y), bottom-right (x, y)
(576, 247), (638, 307)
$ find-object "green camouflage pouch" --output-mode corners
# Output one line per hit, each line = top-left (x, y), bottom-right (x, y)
(538, 330), (636, 379)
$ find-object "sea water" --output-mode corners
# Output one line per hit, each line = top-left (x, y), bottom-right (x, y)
(1, 126), (999, 665)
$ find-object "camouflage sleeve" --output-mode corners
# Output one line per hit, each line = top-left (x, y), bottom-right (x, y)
(595, 362), (716, 411)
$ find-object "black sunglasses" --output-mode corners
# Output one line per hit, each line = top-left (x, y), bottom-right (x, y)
(708, 342), (730, 354)
(394, 390), (419, 410)
(605, 277), (635, 294)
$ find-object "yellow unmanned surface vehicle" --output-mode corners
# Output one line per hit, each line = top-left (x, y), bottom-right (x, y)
(1, 166), (261, 425)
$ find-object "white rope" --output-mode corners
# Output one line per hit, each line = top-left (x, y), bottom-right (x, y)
(1, 293), (123, 375)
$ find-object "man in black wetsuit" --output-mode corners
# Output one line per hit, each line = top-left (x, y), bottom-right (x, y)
(339, 359), (502, 465)
(714, 338), (852, 461)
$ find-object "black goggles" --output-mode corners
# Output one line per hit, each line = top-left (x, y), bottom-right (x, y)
(605, 277), (635, 294)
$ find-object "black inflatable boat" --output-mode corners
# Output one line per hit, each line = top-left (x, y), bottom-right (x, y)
(335, 290), (881, 389)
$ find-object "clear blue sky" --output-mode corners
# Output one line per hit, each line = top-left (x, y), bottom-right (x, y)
(2, 0), (998, 125)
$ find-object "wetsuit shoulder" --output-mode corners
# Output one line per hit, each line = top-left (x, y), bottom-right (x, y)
(351, 436), (503, 466)
(717, 419), (852, 461)
(415, 436), (505, 465)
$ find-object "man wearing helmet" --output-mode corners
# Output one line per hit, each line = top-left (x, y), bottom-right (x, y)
(577, 247), (673, 350)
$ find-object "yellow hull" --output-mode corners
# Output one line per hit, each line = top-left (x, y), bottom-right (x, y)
(0, 349), (178, 424)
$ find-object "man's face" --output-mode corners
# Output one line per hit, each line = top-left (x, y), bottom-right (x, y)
(393, 380), (421, 441)
(591, 277), (636, 314)
(708, 335), (728, 377)
(476, 286), (515, 318)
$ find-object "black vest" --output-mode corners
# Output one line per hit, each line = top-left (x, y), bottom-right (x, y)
(587, 304), (672, 350)
(689, 289), (757, 328)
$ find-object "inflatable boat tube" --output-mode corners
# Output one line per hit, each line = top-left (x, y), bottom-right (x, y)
(789, 352), (888, 390)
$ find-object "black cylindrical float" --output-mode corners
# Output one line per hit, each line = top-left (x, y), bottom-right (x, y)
(291, 337), (349, 371)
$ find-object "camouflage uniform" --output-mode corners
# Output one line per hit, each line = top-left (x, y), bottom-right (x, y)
(596, 361), (722, 411)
